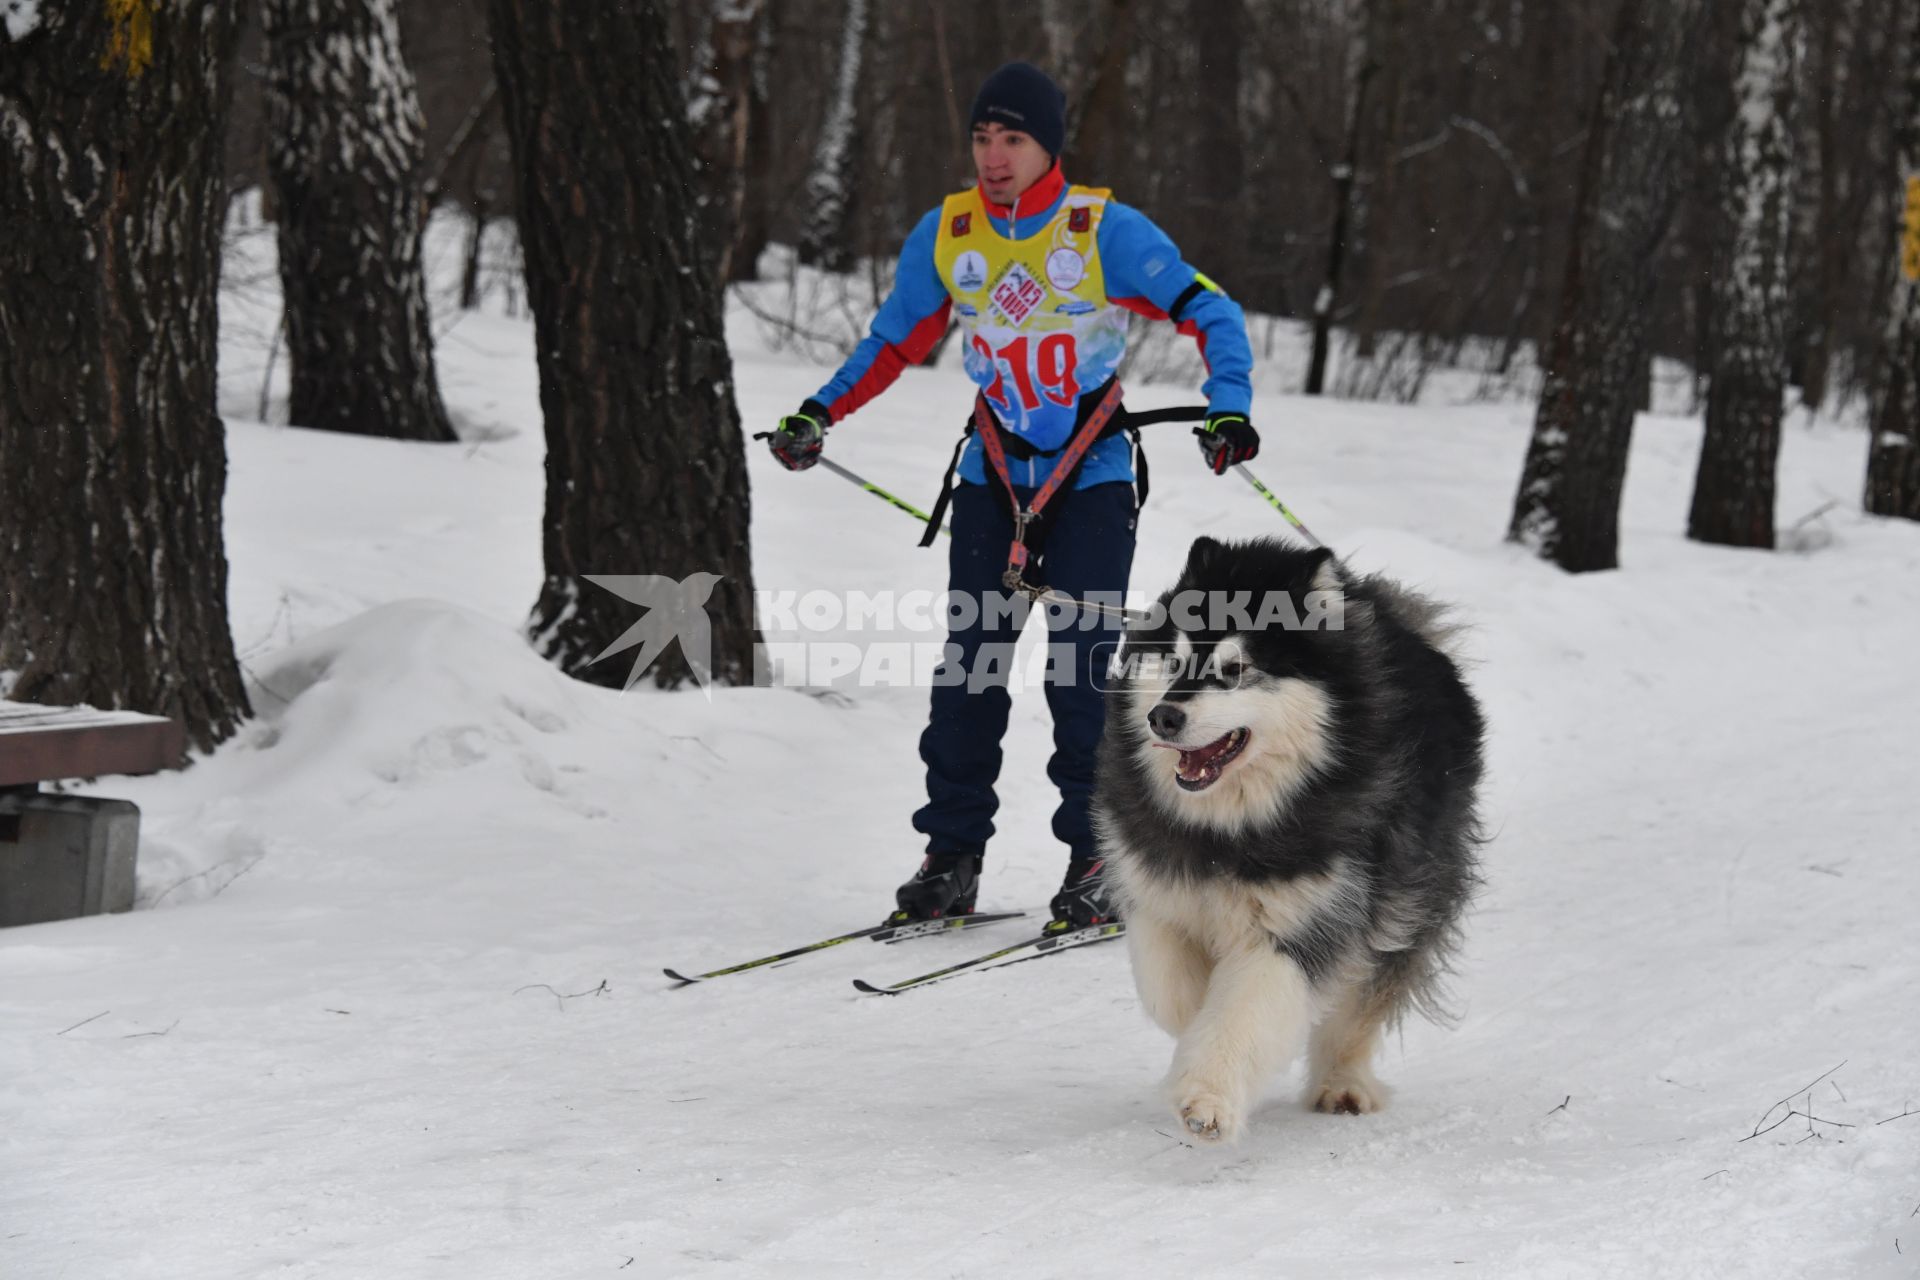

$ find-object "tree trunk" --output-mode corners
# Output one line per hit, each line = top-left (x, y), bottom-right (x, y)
(1065, 0), (1137, 181)
(1191, 0), (1245, 286)
(1307, 30), (1376, 397)
(1351, 0), (1407, 361)
(1690, 0), (1801, 549)
(797, 0), (869, 271)
(1794, 1), (1847, 411)
(1508, 0), (1706, 573)
(0, 0), (250, 751)
(488, 0), (757, 689)
(262, 0), (453, 442)
(687, 0), (764, 284)
(459, 190), (490, 311)
(728, 0), (776, 283)
(1866, 6), (1920, 521)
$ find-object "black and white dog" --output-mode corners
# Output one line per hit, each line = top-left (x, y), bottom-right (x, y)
(1093, 536), (1485, 1142)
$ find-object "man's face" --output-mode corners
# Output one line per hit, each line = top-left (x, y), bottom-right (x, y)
(972, 122), (1052, 206)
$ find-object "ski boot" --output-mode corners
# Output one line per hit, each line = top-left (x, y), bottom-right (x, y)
(1045, 856), (1120, 936)
(887, 852), (982, 925)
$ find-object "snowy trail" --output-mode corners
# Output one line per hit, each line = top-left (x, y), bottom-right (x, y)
(4, 290), (1918, 1277)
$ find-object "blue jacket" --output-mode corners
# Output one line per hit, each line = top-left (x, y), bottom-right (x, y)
(811, 167), (1254, 490)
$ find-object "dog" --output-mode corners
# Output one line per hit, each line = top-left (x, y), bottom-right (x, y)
(1092, 535), (1485, 1143)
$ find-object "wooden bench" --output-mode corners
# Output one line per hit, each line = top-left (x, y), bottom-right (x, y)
(0, 702), (186, 927)
(0, 702), (186, 789)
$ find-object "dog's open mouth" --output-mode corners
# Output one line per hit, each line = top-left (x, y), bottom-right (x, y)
(1158, 727), (1250, 792)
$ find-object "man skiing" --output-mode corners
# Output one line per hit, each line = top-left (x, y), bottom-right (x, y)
(765, 62), (1259, 935)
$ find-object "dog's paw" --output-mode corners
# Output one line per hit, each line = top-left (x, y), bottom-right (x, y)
(1308, 1070), (1388, 1116)
(1175, 1087), (1242, 1143)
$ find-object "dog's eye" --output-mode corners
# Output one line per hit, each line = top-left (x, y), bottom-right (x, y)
(1217, 661), (1244, 681)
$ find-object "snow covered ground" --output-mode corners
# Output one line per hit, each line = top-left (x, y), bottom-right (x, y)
(4, 231), (1919, 1278)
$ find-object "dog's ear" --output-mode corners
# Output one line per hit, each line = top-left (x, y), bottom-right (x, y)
(1299, 548), (1371, 630)
(1301, 547), (1342, 594)
(1183, 536), (1226, 583)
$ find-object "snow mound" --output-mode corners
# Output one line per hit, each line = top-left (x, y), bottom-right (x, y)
(130, 600), (598, 908)
(236, 598), (582, 799)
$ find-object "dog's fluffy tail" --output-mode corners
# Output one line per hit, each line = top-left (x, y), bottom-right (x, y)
(1365, 818), (1488, 1031)
(1369, 908), (1472, 1030)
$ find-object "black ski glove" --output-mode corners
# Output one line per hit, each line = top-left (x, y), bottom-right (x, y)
(1194, 412), (1259, 475)
(764, 400), (831, 471)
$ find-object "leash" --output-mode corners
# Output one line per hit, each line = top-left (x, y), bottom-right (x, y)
(969, 381), (1180, 625)
(973, 379), (1127, 600)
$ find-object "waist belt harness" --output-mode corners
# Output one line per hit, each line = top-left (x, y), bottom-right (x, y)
(918, 378), (1205, 585)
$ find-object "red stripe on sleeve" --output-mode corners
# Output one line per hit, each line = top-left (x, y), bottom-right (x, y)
(1112, 296), (1213, 376)
(1110, 295), (1169, 322)
(1177, 318), (1213, 376)
(826, 299), (954, 422)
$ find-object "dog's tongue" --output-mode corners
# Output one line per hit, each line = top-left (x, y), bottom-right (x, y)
(1178, 733), (1238, 779)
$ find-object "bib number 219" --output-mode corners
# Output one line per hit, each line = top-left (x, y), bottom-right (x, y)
(973, 333), (1079, 414)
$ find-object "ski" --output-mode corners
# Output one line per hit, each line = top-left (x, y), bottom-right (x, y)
(663, 910), (1025, 986)
(852, 921), (1127, 995)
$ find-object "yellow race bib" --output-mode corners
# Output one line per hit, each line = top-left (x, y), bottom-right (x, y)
(933, 185), (1130, 451)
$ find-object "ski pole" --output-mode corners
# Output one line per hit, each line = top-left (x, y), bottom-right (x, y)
(754, 429), (951, 537)
(817, 456), (950, 538)
(1232, 464), (1326, 550)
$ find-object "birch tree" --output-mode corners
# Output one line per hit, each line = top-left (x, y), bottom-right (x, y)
(263, 0), (453, 442)
(797, 0), (868, 271)
(0, 0), (250, 750)
(1689, 0), (1802, 548)
(1508, 0), (1707, 572)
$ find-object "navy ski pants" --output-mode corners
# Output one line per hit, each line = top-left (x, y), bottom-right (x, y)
(912, 479), (1137, 864)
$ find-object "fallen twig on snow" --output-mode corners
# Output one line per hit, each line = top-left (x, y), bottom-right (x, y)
(121, 1019), (180, 1039)
(148, 850), (267, 907)
(1875, 1105), (1918, 1127)
(1785, 499), (1839, 536)
(668, 735), (726, 763)
(513, 979), (610, 1010)
(1147, 1128), (1194, 1158)
(1547, 1095), (1571, 1115)
(1741, 1061), (1849, 1142)
(56, 1011), (109, 1036)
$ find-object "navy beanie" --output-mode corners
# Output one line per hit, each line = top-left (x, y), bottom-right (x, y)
(969, 62), (1067, 157)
